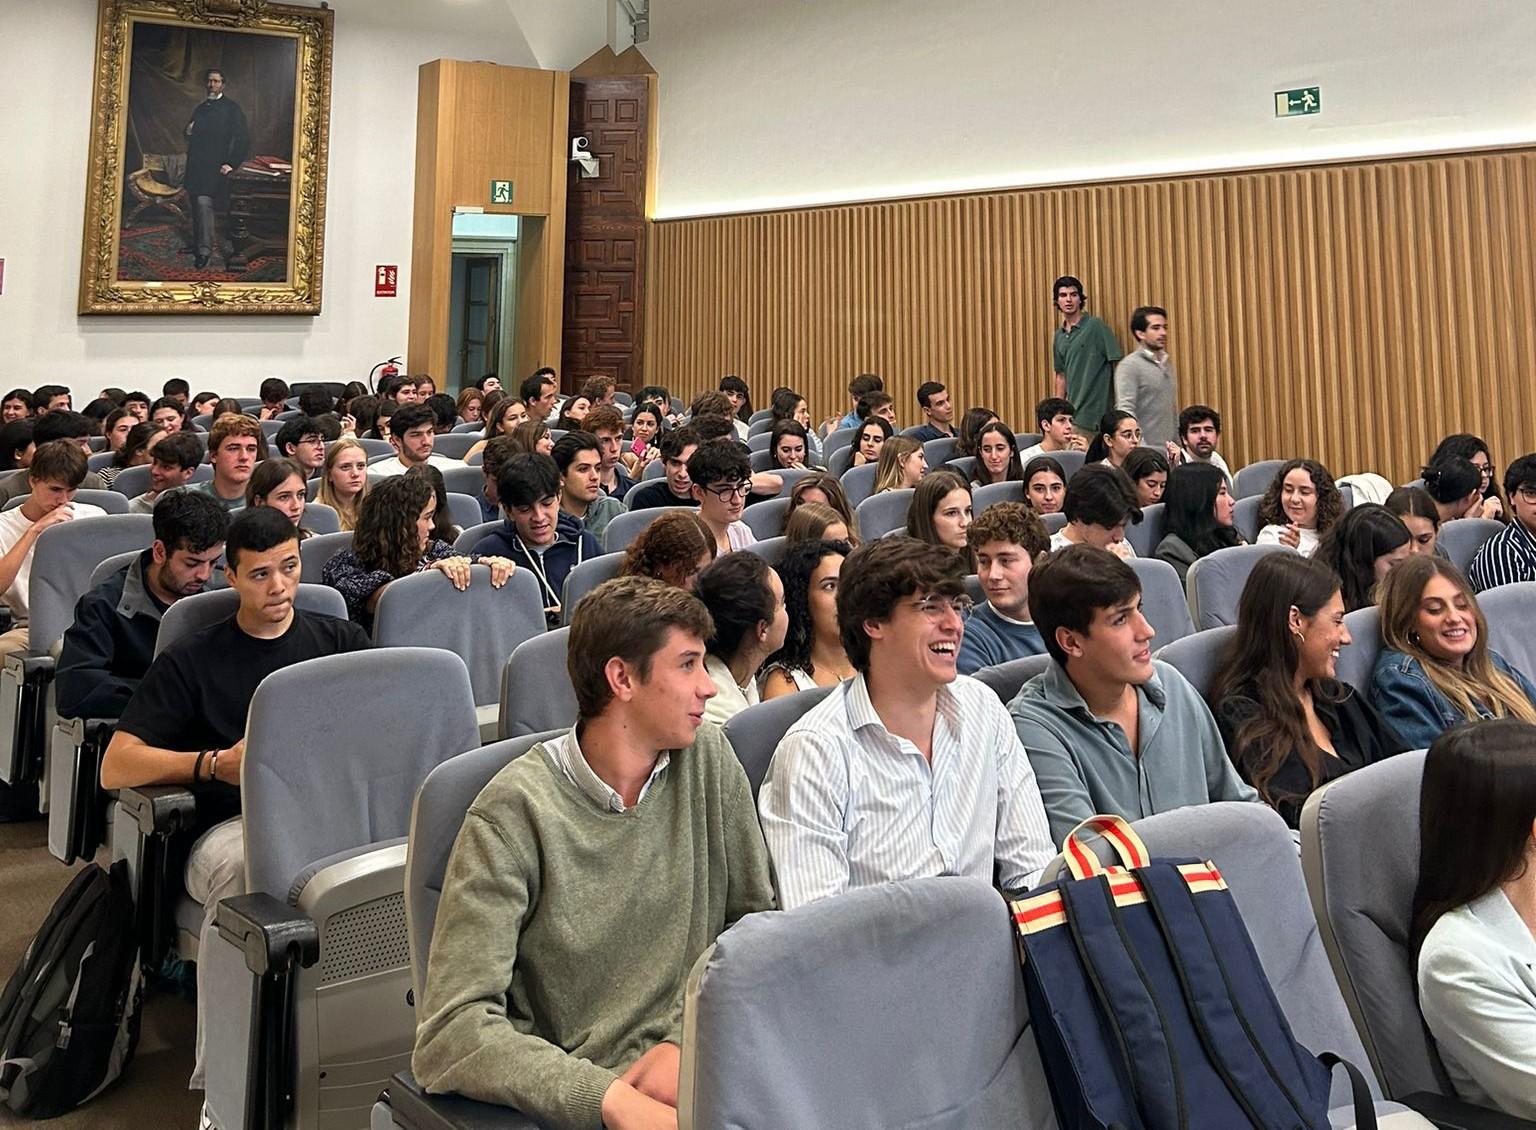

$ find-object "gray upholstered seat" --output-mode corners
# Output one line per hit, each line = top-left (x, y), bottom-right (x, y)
(1129, 556), (1195, 645)
(1437, 517), (1503, 573)
(110, 462), (214, 497)
(1234, 458), (1287, 499)
(1335, 606), (1382, 693)
(973, 480), (1024, 514)
(746, 431), (772, 453)
(742, 495), (790, 539)
(1186, 543), (1293, 630)
(560, 553), (624, 625)
(921, 436), (958, 467)
(444, 492), (483, 532)
(765, 467), (819, 498)
(1301, 755), (1439, 1104)
(452, 519), (501, 553)
(721, 684), (835, 799)
(499, 627), (578, 738)
(301, 502), (339, 535)
(840, 462), (878, 506)
(1154, 624), (1237, 700)
(3, 488), (130, 514)
(368, 729), (564, 1130)
(828, 443), (858, 478)
(746, 535), (787, 566)
(373, 567), (546, 727)
(1126, 501), (1165, 557)
(1233, 494), (1264, 543)
(1478, 580), (1536, 684)
(439, 463), (486, 498)
(854, 487), (913, 540)
(431, 433), (477, 461)
(823, 427), (857, 461)
(299, 529), (353, 584)
(202, 648), (482, 1130)
(1050, 449), (1087, 478)
(13, 515), (153, 829)
(154, 583), (346, 657)
(603, 505), (690, 553)
(972, 653), (1053, 704)
(678, 877), (1051, 1129)
(1043, 511), (1068, 535)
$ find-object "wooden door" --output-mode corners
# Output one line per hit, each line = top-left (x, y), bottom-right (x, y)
(561, 77), (649, 393)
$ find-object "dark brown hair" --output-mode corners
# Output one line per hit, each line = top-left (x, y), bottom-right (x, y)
(837, 537), (963, 672)
(568, 575), (715, 719)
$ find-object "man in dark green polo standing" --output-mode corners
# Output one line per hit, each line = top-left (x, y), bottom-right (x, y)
(1051, 275), (1122, 439)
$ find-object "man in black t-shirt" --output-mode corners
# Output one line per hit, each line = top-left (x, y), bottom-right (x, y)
(101, 507), (370, 1091)
(623, 426), (702, 511)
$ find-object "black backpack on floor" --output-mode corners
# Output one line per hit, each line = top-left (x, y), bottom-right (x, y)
(0, 860), (142, 1118)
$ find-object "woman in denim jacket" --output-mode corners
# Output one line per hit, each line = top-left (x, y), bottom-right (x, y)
(1370, 555), (1536, 748)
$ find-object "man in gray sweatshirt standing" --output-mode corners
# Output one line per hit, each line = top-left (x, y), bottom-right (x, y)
(1009, 545), (1256, 843)
(1113, 305), (1179, 452)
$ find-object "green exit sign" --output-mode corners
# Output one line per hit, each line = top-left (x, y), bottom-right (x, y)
(1275, 87), (1321, 117)
(489, 180), (513, 205)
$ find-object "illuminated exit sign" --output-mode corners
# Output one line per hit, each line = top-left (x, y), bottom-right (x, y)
(1275, 87), (1321, 117)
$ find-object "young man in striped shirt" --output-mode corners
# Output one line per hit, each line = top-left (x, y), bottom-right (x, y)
(1468, 455), (1536, 592)
(758, 537), (1054, 910)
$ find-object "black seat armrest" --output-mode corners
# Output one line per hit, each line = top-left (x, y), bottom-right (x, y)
(384, 1072), (544, 1130)
(214, 892), (319, 977)
(1404, 1092), (1536, 1130)
(117, 784), (198, 836)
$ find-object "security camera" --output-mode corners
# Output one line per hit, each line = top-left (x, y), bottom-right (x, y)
(571, 136), (599, 178)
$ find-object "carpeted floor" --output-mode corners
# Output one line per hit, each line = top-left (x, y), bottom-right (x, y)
(0, 819), (201, 1129)
(115, 220), (287, 284)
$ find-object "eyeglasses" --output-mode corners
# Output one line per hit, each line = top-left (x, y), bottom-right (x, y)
(910, 594), (974, 619)
(1515, 485), (1536, 503)
(702, 481), (752, 500)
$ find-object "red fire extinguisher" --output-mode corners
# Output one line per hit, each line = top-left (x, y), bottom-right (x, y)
(370, 356), (403, 393)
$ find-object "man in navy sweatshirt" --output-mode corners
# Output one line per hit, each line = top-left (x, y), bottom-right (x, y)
(957, 502), (1049, 674)
(477, 453), (600, 627)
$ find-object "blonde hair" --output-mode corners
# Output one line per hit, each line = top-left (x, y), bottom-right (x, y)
(1378, 555), (1536, 726)
(316, 437), (370, 531)
(874, 436), (923, 494)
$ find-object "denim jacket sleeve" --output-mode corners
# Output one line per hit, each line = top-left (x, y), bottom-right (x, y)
(1372, 651), (1457, 750)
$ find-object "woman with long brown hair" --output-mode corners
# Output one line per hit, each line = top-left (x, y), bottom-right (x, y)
(905, 470), (975, 572)
(788, 472), (859, 542)
(321, 474), (514, 632)
(1370, 554), (1536, 748)
(1210, 553), (1406, 826)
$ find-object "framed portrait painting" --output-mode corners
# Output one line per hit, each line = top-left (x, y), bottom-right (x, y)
(78, 0), (333, 314)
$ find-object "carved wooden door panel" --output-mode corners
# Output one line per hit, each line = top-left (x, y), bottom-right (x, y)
(561, 77), (649, 393)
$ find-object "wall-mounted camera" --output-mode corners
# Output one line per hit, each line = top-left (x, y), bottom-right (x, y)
(571, 136), (599, 178)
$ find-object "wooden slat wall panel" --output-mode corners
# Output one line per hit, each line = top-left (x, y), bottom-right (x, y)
(648, 148), (1536, 482)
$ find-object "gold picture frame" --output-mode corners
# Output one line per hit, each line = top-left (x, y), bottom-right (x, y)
(78, 0), (333, 314)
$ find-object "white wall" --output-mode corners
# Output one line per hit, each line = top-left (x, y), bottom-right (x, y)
(644, 0), (1536, 217)
(0, 0), (540, 397)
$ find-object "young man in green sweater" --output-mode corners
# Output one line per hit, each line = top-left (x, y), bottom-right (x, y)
(412, 575), (776, 1130)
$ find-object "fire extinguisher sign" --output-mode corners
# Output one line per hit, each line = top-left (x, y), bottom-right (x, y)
(375, 265), (398, 298)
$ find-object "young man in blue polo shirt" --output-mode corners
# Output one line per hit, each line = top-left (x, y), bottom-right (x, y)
(957, 502), (1049, 674)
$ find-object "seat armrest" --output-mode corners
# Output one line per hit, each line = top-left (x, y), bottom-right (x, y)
(214, 892), (320, 977)
(2, 649), (54, 679)
(1404, 1092), (1536, 1130)
(384, 1072), (544, 1130)
(117, 784), (198, 836)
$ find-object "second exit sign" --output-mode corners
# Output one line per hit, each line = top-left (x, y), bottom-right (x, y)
(1275, 87), (1321, 117)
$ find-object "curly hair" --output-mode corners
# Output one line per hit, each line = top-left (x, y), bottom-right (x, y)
(353, 474), (437, 578)
(767, 538), (853, 678)
(1256, 458), (1344, 534)
(618, 510), (716, 587)
(968, 500), (1049, 558)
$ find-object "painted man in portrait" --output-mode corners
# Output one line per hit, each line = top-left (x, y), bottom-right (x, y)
(184, 67), (249, 268)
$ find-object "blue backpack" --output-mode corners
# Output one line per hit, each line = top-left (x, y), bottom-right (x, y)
(1012, 815), (1377, 1130)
